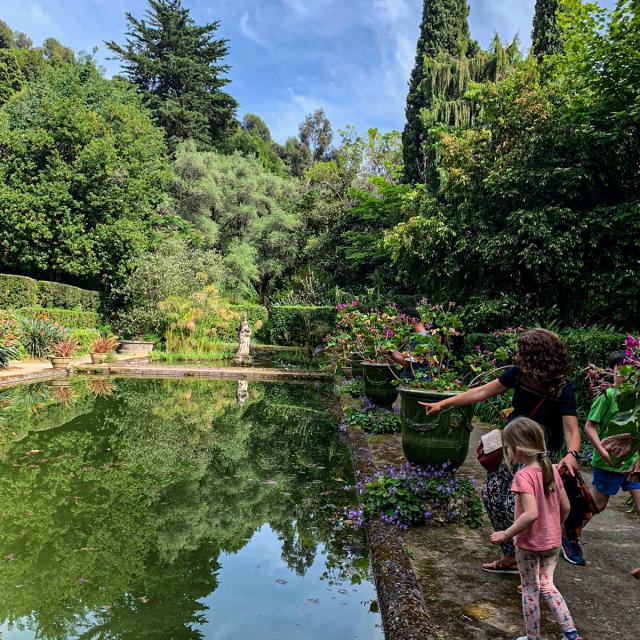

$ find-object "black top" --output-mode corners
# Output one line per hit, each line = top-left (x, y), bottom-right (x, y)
(498, 365), (577, 453)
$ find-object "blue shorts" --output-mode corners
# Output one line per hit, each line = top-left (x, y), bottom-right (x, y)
(592, 466), (640, 496)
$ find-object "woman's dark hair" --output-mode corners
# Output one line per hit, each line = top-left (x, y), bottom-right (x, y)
(607, 350), (627, 368)
(401, 306), (421, 322)
(515, 328), (570, 393)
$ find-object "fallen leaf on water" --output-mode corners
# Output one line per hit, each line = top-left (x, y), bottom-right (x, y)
(264, 480), (277, 485)
(307, 598), (320, 605)
(26, 450), (42, 456)
(78, 578), (89, 585)
(79, 547), (95, 552)
(138, 595), (149, 603)
(101, 605), (112, 611)
(275, 579), (288, 585)
(4, 554), (15, 561)
(338, 588), (348, 594)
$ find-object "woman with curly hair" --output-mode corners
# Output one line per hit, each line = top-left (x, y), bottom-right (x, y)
(420, 328), (582, 573)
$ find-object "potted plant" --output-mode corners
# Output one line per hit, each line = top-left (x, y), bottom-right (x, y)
(90, 335), (119, 364)
(49, 337), (79, 369)
(398, 328), (473, 469)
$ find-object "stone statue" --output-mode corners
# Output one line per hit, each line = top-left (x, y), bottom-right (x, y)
(233, 319), (253, 365)
(236, 380), (249, 406)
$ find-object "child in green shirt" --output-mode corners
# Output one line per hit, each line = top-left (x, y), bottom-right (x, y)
(584, 351), (640, 514)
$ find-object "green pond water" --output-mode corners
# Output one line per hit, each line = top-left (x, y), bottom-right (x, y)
(0, 377), (383, 639)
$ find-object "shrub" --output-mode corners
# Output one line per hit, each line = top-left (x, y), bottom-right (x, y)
(70, 328), (103, 355)
(19, 307), (100, 329)
(0, 274), (39, 308)
(0, 319), (19, 368)
(268, 305), (336, 346)
(344, 406), (401, 434)
(338, 378), (365, 399)
(90, 335), (119, 354)
(36, 281), (100, 312)
(348, 463), (483, 530)
(20, 317), (65, 358)
(52, 337), (79, 358)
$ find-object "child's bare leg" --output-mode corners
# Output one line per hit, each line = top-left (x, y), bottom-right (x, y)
(592, 486), (610, 513)
(629, 488), (640, 514)
(632, 567), (640, 578)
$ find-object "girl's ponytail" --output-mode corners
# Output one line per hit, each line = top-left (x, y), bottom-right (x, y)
(503, 417), (555, 492)
(538, 452), (555, 493)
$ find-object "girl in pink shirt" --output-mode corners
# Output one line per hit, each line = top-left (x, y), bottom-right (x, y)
(490, 417), (582, 640)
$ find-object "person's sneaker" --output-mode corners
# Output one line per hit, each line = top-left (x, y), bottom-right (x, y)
(561, 538), (585, 566)
(561, 631), (582, 640)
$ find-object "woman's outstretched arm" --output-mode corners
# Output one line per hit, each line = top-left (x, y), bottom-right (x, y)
(419, 379), (508, 414)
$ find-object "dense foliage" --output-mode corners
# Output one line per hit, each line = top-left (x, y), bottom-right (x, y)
(106, 0), (237, 151)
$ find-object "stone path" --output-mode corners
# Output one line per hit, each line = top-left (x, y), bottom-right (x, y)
(369, 424), (639, 639)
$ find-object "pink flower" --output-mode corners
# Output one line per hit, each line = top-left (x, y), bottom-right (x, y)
(351, 300), (359, 307)
(385, 329), (394, 339)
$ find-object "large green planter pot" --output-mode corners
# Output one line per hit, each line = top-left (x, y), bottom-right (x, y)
(351, 357), (364, 378)
(362, 362), (398, 408)
(399, 387), (473, 469)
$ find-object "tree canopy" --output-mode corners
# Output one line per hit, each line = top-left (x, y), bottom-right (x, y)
(106, 0), (237, 151)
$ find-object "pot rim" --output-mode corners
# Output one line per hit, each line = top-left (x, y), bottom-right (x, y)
(398, 386), (460, 399)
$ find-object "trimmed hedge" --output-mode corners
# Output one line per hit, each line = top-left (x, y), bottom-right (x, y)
(0, 274), (99, 311)
(37, 280), (100, 312)
(228, 303), (269, 341)
(267, 305), (336, 346)
(19, 307), (100, 329)
(0, 274), (39, 308)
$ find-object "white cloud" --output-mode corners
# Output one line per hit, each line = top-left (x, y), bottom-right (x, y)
(240, 12), (270, 48)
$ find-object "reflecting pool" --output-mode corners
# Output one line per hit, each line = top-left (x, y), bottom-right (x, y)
(0, 378), (382, 639)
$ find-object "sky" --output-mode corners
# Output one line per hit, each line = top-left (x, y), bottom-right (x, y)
(0, 1), (616, 143)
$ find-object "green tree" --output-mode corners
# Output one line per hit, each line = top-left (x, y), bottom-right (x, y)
(242, 113), (271, 141)
(402, 0), (474, 182)
(0, 49), (22, 105)
(0, 57), (171, 295)
(532, 0), (564, 60)
(0, 20), (14, 49)
(277, 135), (312, 177)
(12, 32), (32, 50)
(171, 142), (302, 301)
(299, 108), (333, 161)
(42, 37), (75, 64)
(106, 0), (237, 151)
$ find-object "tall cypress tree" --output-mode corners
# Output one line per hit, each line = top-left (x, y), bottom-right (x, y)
(107, 0), (237, 151)
(532, 0), (563, 61)
(402, 0), (474, 183)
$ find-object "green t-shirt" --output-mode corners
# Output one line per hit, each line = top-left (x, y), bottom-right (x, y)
(589, 387), (638, 473)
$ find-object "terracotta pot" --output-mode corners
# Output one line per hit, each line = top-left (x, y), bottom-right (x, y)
(49, 357), (71, 369)
(362, 362), (398, 408)
(90, 353), (107, 364)
(399, 387), (473, 469)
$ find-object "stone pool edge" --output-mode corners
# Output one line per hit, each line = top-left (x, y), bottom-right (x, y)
(345, 424), (437, 640)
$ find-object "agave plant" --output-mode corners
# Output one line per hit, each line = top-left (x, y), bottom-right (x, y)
(20, 318), (65, 359)
(90, 335), (119, 354)
(52, 337), (79, 358)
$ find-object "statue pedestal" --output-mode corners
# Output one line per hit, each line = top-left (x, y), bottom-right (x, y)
(232, 354), (253, 366)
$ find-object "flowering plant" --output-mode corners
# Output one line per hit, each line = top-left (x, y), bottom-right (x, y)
(52, 337), (79, 358)
(0, 319), (19, 369)
(323, 304), (414, 367)
(345, 463), (482, 530)
(586, 336), (640, 477)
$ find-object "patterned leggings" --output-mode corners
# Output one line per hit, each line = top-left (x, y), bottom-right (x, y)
(517, 547), (576, 640)
(481, 462), (516, 556)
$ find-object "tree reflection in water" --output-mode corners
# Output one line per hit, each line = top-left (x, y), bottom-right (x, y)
(0, 378), (379, 639)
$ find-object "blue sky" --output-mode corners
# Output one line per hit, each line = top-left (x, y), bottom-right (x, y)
(0, 1), (616, 143)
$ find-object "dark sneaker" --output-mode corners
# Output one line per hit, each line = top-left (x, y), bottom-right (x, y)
(561, 538), (585, 566)
(561, 631), (582, 640)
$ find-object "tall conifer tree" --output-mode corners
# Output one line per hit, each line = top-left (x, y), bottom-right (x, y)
(402, 0), (474, 182)
(532, 0), (563, 61)
(107, 0), (237, 151)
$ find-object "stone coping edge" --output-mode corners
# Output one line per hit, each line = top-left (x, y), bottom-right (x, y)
(74, 365), (331, 383)
(346, 425), (436, 640)
(0, 369), (68, 388)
